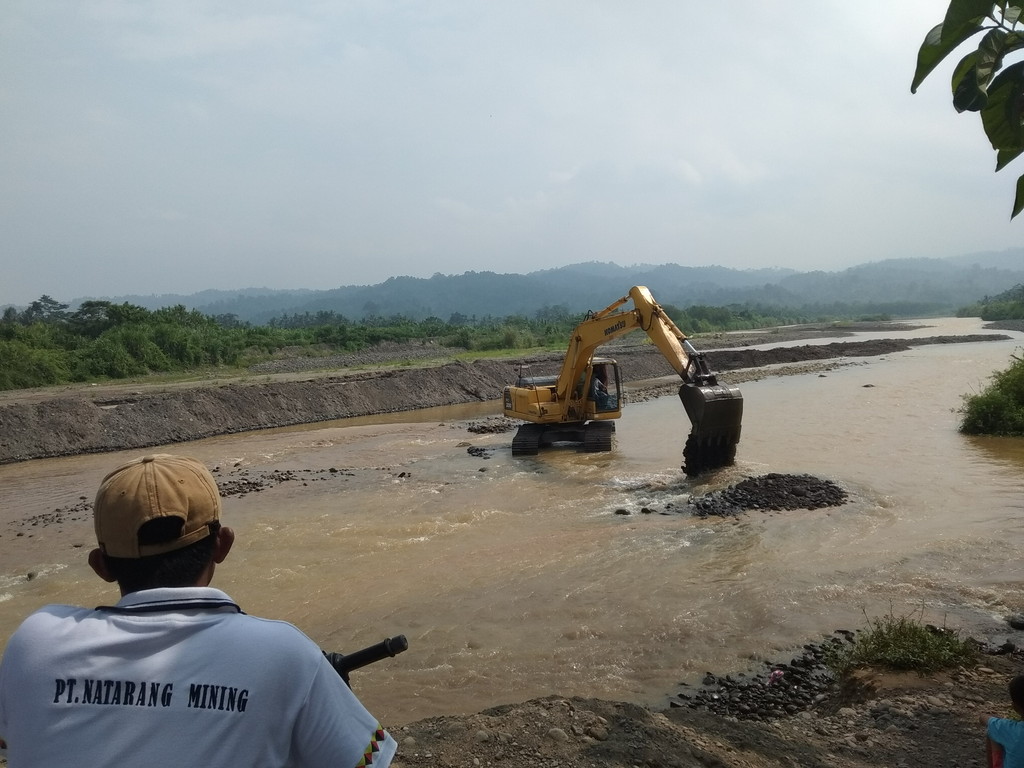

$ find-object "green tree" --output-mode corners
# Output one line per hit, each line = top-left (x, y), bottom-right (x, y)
(107, 302), (150, 326)
(534, 304), (572, 323)
(418, 316), (448, 336)
(21, 295), (69, 324)
(69, 300), (116, 338)
(912, 1), (1024, 216)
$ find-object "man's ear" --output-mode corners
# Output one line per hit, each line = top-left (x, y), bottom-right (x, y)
(213, 526), (234, 564)
(88, 548), (117, 583)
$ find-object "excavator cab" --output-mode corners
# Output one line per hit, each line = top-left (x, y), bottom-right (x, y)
(585, 359), (621, 414)
(508, 359), (622, 455)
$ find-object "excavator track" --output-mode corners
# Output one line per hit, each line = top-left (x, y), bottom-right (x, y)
(511, 424), (545, 456)
(582, 421), (615, 452)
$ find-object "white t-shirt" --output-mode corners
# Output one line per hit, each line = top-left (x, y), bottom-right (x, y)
(0, 587), (397, 767)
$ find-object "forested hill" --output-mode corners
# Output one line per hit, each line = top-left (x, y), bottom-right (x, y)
(79, 253), (1024, 323)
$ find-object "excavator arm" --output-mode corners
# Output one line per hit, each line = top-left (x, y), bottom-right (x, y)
(554, 286), (710, 394)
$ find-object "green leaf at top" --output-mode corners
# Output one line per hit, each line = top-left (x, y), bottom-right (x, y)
(952, 28), (1013, 112)
(952, 52), (988, 111)
(998, 30), (1024, 58)
(976, 27), (1009, 83)
(996, 147), (1024, 170)
(942, 0), (998, 40)
(981, 60), (1024, 150)
(1011, 172), (1024, 217)
(913, 20), (990, 92)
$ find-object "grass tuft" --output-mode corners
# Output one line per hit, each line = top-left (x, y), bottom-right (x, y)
(825, 606), (977, 677)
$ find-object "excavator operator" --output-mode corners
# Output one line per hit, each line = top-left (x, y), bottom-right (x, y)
(591, 365), (616, 411)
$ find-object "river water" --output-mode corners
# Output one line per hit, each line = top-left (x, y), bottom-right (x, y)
(1, 317), (1023, 726)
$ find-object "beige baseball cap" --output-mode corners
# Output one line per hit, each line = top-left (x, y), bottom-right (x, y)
(94, 454), (222, 558)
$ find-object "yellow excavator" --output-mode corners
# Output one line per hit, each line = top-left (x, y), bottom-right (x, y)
(502, 285), (743, 475)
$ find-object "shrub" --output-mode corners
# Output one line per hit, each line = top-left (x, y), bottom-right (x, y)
(825, 607), (976, 677)
(960, 354), (1024, 436)
(0, 340), (69, 389)
(71, 335), (148, 379)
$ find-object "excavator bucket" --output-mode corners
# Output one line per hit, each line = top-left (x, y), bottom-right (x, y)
(679, 382), (743, 476)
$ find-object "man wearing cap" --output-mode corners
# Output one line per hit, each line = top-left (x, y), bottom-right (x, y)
(0, 453), (397, 767)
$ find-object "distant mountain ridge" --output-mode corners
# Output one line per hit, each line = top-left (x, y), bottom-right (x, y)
(77, 251), (1024, 323)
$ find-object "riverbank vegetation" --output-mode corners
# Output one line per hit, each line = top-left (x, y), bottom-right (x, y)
(959, 351), (1024, 436)
(957, 285), (1024, 436)
(826, 608), (976, 677)
(0, 294), (854, 391)
(957, 284), (1024, 322)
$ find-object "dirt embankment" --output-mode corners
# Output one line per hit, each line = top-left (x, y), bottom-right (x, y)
(389, 651), (1023, 768)
(0, 328), (1008, 465)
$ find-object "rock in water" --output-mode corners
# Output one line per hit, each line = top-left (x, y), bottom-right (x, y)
(688, 473), (848, 518)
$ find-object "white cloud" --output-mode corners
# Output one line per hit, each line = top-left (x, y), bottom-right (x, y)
(86, 2), (318, 61)
(1, 0), (1020, 305)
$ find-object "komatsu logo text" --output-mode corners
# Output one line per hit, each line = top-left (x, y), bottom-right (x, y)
(604, 320), (626, 336)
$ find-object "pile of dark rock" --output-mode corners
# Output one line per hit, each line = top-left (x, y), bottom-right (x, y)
(465, 416), (518, 434)
(670, 633), (853, 720)
(211, 466), (355, 497)
(673, 631), (1024, 725)
(688, 473), (848, 518)
(11, 496), (92, 533)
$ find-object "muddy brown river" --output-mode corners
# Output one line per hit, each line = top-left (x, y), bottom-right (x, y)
(1, 317), (1023, 727)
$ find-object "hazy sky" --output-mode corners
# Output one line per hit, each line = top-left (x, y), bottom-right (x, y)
(2, 1), (1021, 306)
